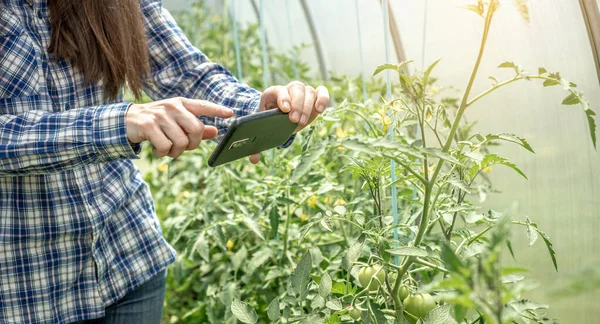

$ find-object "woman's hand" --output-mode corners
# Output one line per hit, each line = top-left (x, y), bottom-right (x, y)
(250, 81), (330, 164)
(126, 97), (234, 158)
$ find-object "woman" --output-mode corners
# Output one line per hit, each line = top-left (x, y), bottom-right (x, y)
(0, 0), (329, 323)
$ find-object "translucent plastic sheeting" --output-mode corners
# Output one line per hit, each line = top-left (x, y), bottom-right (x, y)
(165, 0), (600, 321)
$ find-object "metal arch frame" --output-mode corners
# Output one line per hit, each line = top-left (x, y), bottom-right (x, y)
(249, 0), (329, 82)
(579, 0), (600, 86)
(298, 0), (329, 81)
(377, 0), (408, 67)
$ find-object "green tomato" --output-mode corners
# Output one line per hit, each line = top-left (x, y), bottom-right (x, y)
(398, 285), (410, 301)
(348, 307), (361, 320)
(358, 264), (385, 291)
(403, 293), (435, 322)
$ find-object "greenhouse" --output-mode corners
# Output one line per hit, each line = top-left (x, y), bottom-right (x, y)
(0, 0), (598, 323)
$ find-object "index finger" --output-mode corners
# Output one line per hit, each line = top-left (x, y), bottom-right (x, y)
(181, 98), (235, 118)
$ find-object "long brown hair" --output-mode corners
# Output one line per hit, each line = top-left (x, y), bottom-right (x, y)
(48, 0), (150, 100)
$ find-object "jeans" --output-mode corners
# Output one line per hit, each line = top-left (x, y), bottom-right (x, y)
(73, 269), (167, 324)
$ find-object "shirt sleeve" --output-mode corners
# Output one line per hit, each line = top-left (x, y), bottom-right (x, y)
(0, 103), (141, 176)
(140, 0), (261, 139)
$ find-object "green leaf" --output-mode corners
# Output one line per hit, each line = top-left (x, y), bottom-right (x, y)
(243, 217), (264, 240)
(373, 60), (414, 76)
(300, 314), (326, 324)
(484, 133), (535, 153)
(423, 58), (441, 86)
(562, 92), (581, 105)
(543, 73), (561, 87)
(246, 247), (274, 273)
(423, 304), (457, 324)
(343, 139), (381, 156)
(387, 246), (429, 257)
(421, 148), (463, 166)
(585, 108), (597, 149)
(325, 299), (342, 311)
(232, 246), (248, 271)
(231, 299), (258, 324)
(373, 63), (399, 77)
(538, 67), (547, 75)
(291, 143), (326, 182)
(318, 273), (332, 297)
(498, 62), (516, 69)
(291, 251), (313, 299)
(525, 217), (538, 246)
(488, 76), (498, 85)
(506, 240), (516, 261)
(267, 297), (280, 321)
(342, 234), (365, 271)
(482, 154), (527, 179)
(447, 178), (472, 194)
(536, 228), (558, 272)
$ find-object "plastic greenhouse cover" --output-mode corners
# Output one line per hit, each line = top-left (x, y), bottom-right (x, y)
(164, 0), (600, 321)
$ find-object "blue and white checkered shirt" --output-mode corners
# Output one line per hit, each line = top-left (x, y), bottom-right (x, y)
(0, 0), (264, 323)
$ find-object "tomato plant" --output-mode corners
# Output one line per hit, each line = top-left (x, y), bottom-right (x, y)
(138, 1), (597, 323)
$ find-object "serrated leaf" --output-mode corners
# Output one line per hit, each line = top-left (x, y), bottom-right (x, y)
(484, 133), (535, 153)
(423, 304), (457, 324)
(291, 251), (313, 299)
(291, 143), (326, 182)
(536, 228), (558, 271)
(525, 217), (538, 246)
(231, 299), (258, 324)
(508, 299), (548, 314)
(387, 246), (429, 257)
(482, 154), (527, 179)
(325, 299), (342, 311)
(342, 234), (365, 271)
(538, 67), (547, 75)
(318, 273), (332, 297)
(267, 297), (280, 321)
(498, 61), (516, 69)
(543, 78), (560, 87)
(243, 217), (264, 240)
(562, 92), (581, 105)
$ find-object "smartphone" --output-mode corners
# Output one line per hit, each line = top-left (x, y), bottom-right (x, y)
(208, 109), (297, 167)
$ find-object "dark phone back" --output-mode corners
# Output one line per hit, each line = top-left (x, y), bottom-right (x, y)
(208, 109), (297, 167)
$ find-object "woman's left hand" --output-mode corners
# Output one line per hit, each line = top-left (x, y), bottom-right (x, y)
(249, 81), (330, 164)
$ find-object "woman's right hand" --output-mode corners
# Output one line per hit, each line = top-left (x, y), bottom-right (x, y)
(126, 97), (234, 158)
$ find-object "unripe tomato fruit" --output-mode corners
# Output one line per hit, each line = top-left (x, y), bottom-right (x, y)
(403, 293), (435, 323)
(358, 264), (385, 291)
(348, 307), (361, 320)
(398, 285), (410, 301)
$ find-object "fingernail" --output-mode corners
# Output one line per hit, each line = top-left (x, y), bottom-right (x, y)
(282, 102), (291, 112)
(291, 111), (300, 122)
(223, 108), (234, 116)
(300, 114), (308, 125)
(317, 105), (325, 113)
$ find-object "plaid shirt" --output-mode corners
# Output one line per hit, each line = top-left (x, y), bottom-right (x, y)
(0, 0), (266, 323)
